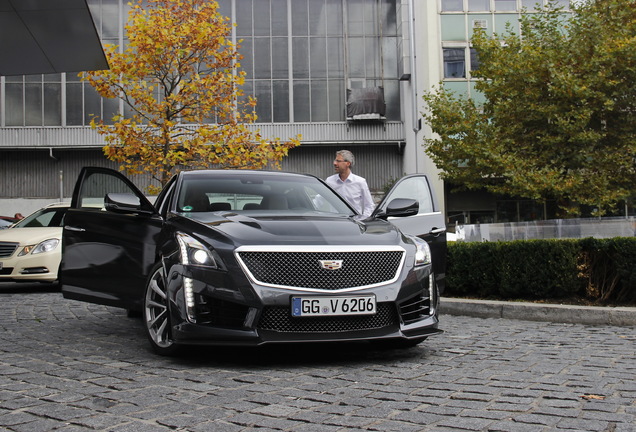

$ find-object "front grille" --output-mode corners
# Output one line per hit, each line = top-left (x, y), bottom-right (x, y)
(0, 242), (18, 258)
(237, 249), (404, 290)
(257, 303), (398, 333)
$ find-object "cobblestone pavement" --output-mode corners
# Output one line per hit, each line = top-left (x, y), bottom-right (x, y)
(0, 286), (634, 432)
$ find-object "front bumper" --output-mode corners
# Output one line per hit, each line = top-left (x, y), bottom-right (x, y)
(165, 263), (442, 347)
(0, 252), (60, 282)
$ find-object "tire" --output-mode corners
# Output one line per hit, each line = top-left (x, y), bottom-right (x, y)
(143, 263), (182, 356)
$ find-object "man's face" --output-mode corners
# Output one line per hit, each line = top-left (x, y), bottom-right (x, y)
(333, 156), (350, 174)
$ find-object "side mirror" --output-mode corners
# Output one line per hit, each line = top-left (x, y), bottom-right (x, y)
(104, 193), (151, 215)
(376, 198), (419, 219)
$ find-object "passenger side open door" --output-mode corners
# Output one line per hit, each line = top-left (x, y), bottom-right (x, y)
(373, 174), (447, 293)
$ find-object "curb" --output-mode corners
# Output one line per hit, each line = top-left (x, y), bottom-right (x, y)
(440, 297), (636, 327)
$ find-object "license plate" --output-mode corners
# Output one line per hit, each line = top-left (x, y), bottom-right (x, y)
(291, 295), (376, 317)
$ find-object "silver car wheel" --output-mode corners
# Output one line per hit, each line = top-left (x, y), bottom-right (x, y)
(144, 266), (173, 350)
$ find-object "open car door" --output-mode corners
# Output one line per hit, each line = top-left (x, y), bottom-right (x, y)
(373, 174), (447, 294)
(60, 167), (162, 311)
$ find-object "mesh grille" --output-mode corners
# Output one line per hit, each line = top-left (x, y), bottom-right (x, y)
(0, 242), (18, 258)
(238, 250), (404, 290)
(258, 303), (398, 333)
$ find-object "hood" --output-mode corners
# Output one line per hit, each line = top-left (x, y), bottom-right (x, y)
(177, 213), (404, 247)
(0, 227), (63, 246)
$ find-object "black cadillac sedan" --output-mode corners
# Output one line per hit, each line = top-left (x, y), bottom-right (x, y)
(60, 167), (446, 355)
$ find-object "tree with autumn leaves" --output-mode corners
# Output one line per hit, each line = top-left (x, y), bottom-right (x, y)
(84, 0), (300, 193)
(423, 0), (636, 216)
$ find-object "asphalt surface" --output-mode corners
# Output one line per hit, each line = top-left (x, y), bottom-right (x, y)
(0, 282), (634, 432)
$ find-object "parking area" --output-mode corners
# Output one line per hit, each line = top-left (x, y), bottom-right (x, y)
(0, 283), (634, 432)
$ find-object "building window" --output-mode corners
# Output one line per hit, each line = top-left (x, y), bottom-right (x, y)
(4, 75), (61, 126)
(443, 48), (466, 78)
(441, 0), (463, 12)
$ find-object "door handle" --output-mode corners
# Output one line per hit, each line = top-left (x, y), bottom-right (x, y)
(64, 226), (86, 232)
(430, 227), (446, 236)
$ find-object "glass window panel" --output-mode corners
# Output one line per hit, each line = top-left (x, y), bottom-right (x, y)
(443, 48), (466, 78)
(66, 72), (82, 83)
(441, 15), (466, 41)
(238, 37), (254, 79)
(239, 80), (254, 106)
(254, 38), (271, 79)
(363, 0), (378, 35)
(347, 0), (364, 35)
(25, 83), (43, 126)
(310, 37), (327, 79)
(310, 80), (328, 121)
(4, 76), (22, 83)
(5, 83), (24, 126)
(327, 37), (344, 79)
(470, 47), (480, 72)
(66, 83), (84, 125)
(271, 0), (288, 36)
(255, 81), (272, 123)
(382, 37), (398, 79)
(348, 37), (365, 76)
(494, 0), (517, 11)
(309, 0), (326, 36)
(25, 75), (42, 83)
(291, 0), (308, 36)
(292, 38), (309, 79)
(365, 38), (381, 78)
(254, 0), (271, 36)
(441, 0), (463, 12)
(272, 80), (289, 122)
(236, 0), (253, 36)
(381, 0), (397, 34)
(468, 0), (490, 11)
(326, 0), (343, 35)
(217, 0), (232, 20)
(383, 80), (399, 121)
(43, 83), (61, 126)
(84, 85), (102, 123)
(328, 80), (345, 121)
(103, 97), (119, 125)
(293, 80), (310, 122)
(271, 38), (288, 79)
(101, 0), (120, 39)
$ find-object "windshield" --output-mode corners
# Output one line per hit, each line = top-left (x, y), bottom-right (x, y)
(176, 173), (354, 216)
(12, 207), (67, 228)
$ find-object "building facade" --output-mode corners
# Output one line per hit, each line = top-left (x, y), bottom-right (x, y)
(5, 0), (616, 224)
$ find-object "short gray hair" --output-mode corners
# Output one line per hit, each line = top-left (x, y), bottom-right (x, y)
(336, 150), (355, 167)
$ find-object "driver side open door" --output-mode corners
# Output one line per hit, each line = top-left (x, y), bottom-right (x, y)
(60, 167), (162, 311)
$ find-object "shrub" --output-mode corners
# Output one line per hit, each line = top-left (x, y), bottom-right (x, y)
(446, 238), (636, 304)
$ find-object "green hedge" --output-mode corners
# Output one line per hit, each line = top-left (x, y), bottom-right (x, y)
(445, 238), (636, 305)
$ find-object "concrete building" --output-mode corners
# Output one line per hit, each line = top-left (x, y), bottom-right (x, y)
(1, 0), (589, 223)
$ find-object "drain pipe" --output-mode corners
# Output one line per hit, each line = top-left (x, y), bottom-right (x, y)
(408, 0), (419, 134)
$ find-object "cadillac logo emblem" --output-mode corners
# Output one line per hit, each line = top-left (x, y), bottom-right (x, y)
(319, 260), (343, 270)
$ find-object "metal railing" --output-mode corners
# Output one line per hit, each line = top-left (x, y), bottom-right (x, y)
(455, 217), (636, 242)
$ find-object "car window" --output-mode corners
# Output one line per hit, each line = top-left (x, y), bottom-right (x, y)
(177, 175), (353, 215)
(383, 176), (435, 214)
(77, 171), (140, 209)
(14, 208), (66, 228)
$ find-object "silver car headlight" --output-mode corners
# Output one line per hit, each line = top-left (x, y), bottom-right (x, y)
(18, 239), (60, 256)
(406, 235), (431, 266)
(176, 232), (219, 268)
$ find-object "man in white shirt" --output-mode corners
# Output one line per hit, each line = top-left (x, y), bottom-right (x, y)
(325, 150), (375, 217)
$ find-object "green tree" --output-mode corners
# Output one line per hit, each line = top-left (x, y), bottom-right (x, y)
(84, 0), (300, 193)
(423, 0), (636, 215)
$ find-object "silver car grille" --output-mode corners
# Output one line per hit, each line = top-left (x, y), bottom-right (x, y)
(0, 242), (18, 258)
(235, 246), (406, 292)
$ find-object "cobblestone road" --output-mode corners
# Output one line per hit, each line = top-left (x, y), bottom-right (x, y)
(0, 286), (634, 432)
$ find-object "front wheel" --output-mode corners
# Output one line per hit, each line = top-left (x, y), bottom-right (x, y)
(143, 263), (182, 356)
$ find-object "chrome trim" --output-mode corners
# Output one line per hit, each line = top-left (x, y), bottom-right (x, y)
(234, 245), (407, 293)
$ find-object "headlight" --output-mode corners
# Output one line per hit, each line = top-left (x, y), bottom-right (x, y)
(406, 235), (431, 266)
(18, 239), (60, 256)
(176, 232), (218, 268)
